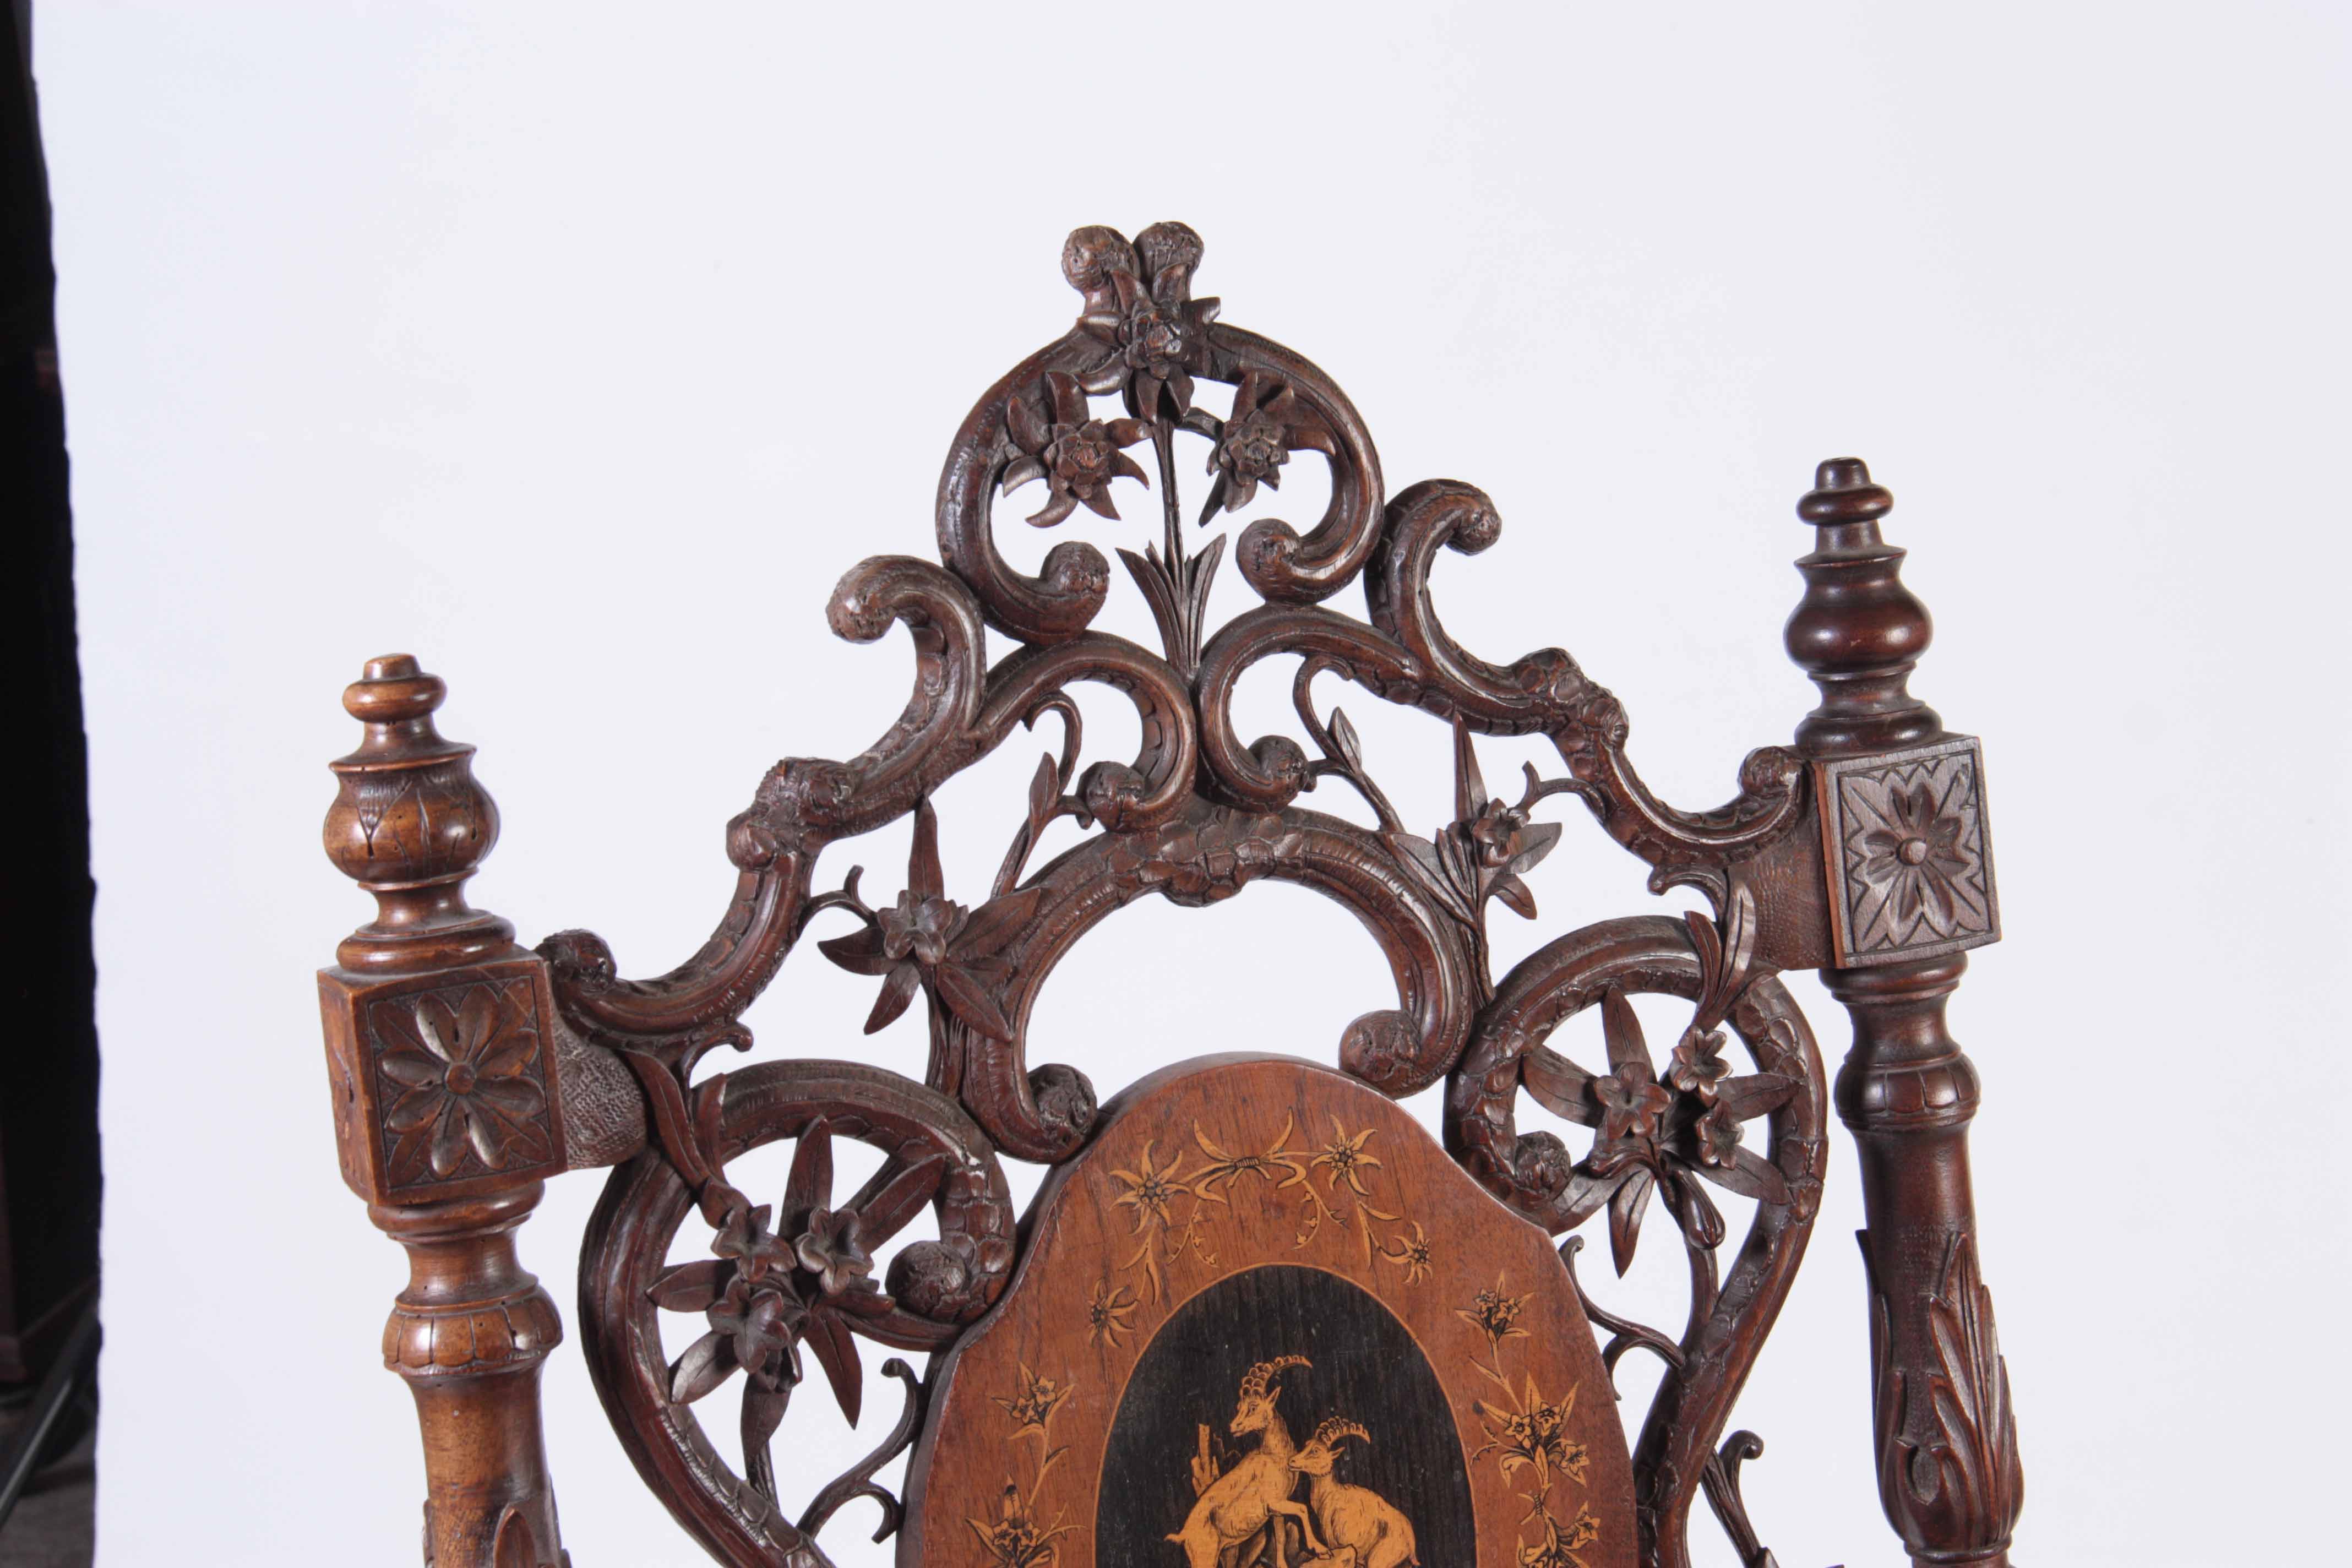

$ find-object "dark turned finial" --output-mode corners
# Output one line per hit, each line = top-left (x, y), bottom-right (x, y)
(323, 654), (515, 970)
(1785, 458), (1941, 757)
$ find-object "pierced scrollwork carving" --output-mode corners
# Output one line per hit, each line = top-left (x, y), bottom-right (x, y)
(1447, 900), (1828, 1568)
(520, 222), (1854, 1567)
(579, 1062), (1014, 1568)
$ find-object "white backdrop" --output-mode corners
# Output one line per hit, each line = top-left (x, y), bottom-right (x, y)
(40, 4), (2347, 1565)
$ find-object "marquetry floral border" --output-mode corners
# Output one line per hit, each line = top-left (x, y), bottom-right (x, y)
(1100, 1114), (1431, 1309)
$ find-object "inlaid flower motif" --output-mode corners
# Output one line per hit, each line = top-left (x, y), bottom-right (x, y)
(1311, 1117), (1383, 1197)
(1474, 1374), (1588, 1492)
(1109, 1141), (1188, 1236)
(970, 1483), (1069, 1568)
(992, 1362), (1072, 1438)
(819, 797), (1043, 1042)
(1517, 1502), (1601, 1568)
(1193, 1118), (1305, 1199)
(1001, 369), (1151, 529)
(1086, 1279), (1137, 1349)
(1457, 1276), (1533, 1353)
(377, 982), (549, 1180)
(1381, 1220), (1435, 1284)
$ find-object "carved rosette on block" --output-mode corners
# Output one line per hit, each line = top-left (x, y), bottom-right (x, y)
(1816, 737), (2000, 969)
(318, 655), (570, 1568)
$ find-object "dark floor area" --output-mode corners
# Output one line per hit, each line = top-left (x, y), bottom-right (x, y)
(0, 1400), (92, 1568)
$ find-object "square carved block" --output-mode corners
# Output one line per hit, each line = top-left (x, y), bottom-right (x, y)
(317, 954), (567, 1205)
(1815, 736), (2001, 968)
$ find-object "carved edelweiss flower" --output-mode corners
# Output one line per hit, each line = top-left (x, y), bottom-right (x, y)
(1457, 1277), (1533, 1352)
(377, 982), (549, 1179)
(1001, 369), (1150, 529)
(992, 1362), (1072, 1437)
(1389, 720), (1563, 931)
(711, 1200), (794, 1282)
(651, 1117), (931, 1428)
(1591, 1054), (1671, 1150)
(1547, 976), (1804, 1277)
(819, 797), (1043, 1042)
(1853, 776), (1973, 935)
(1311, 1118), (1383, 1197)
(793, 1207), (873, 1300)
(1694, 1103), (1743, 1168)
(1465, 797), (1531, 868)
(1195, 367), (1326, 520)
(1665, 1026), (1733, 1101)
(1085, 1278), (1137, 1348)
(1073, 220), (1219, 420)
(705, 1272), (807, 1394)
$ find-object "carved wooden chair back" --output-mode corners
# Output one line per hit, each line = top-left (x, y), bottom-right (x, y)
(314, 221), (2021, 1568)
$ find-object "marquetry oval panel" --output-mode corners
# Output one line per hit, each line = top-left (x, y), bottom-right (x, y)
(902, 1053), (1635, 1568)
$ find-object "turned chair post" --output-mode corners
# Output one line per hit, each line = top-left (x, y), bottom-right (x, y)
(1787, 461), (2023, 1566)
(317, 655), (570, 1568)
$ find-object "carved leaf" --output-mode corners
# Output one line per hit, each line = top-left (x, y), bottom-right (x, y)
(1519, 1046), (1599, 1126)
(1607, 1165), (1655, 1276)
(806, 1309), (864, 1426)
(956, 885), (1046, 961)
(1026, 752), (1059, 829)
(782, 1119), (835, 1234)
(1327, 707), (1364, 777)
(930, 961), (1016, 1042)
(1692, 1144), (1792, 1206)
(647, 1259), (731, 1313)
(1491, 873), (1538, 922)
(863, 963), (921, 1035)
(669, 1329), (738, 1405)
(820, 926), (894, 977)
(847, 1152), (949, 1244)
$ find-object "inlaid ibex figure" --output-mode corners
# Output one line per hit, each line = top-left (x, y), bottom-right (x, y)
(1169, 1355), (1326, 1568)
(1289, 1419), (1417, 1568)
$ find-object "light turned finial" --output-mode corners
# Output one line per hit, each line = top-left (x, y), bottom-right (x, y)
(1785, 458), (1941, 757)
(323, 654), (515, 970)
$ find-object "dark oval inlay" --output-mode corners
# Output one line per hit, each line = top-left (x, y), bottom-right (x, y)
(1099, 1264), (1474, 1567)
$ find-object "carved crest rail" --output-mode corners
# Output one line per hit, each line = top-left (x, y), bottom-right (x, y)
(314, 222), (2021, 1568)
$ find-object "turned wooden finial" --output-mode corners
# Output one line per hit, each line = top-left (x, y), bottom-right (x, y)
(1784, 458), (1942, 756)
(323, 654), (515, 970)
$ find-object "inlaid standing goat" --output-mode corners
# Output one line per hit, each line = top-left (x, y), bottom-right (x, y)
(1168, 1355), (1326, 1568)
(1288, 1419), (1417, 1568)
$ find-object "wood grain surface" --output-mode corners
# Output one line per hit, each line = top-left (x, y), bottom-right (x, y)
(903, 1055), (1635, 1568)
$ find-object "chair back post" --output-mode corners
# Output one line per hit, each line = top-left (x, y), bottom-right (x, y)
(317, 655), (569, 1568)
(1788, 460), (2023, 1567)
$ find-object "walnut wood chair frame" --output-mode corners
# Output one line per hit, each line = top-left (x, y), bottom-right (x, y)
(313, 222), (2022, 1568)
